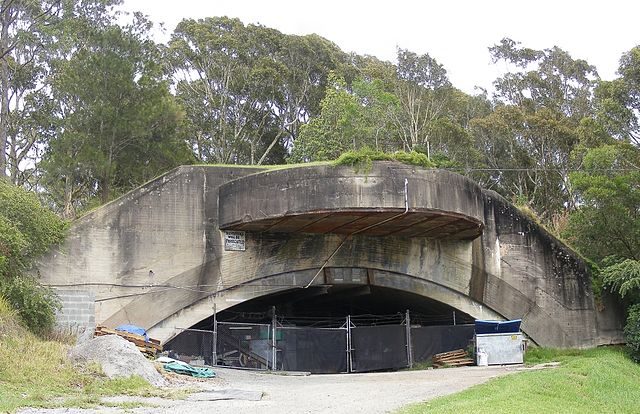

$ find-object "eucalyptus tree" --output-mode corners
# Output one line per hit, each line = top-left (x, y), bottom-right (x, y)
(490, 38), (598, 119)
(0, 0), (63, 183)
(564, 143), (640, 262)
(0, 0), (122, 187)
(290, 74), (363, 161)
(391, 48), (453, 156)
(595, 46), (640, 146)
(41, 13), (188, 217)
(267, 32), (347, 159)
(471, 38), (600, 221)
(291, 73), (400, 162)
(168, 17), (273, 164)
(168, 17), (347, 165)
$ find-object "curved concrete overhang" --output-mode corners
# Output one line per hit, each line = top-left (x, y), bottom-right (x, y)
(219, 162), (485, 240)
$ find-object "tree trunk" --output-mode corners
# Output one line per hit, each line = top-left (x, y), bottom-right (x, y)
(0, 5), (9, 177)
(101, 177), (110, 204)
(101, 144), (113, 204)
(63, 175), (75, 219)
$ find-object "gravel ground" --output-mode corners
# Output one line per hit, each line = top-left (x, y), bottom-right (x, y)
(19, 365), (519, 414)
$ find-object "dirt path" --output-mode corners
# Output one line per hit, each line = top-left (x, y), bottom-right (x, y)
(20, 365), (519, 414)
(182, 365), (518, 414)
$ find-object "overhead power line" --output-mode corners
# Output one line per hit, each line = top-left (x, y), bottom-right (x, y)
(440, 167), (638, 172)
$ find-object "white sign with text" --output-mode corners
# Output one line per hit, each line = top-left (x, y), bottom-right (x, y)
(224, 231), (246, 251)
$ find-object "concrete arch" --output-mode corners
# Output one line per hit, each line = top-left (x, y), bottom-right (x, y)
(147, 268), (505, 343)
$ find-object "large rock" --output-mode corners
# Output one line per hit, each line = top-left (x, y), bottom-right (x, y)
(69, 334), (166, 386)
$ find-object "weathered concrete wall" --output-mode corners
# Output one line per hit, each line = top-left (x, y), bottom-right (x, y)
(41, 165), (264, 331)
(38, 163), (624, 347)
(477, 191), (618, 347)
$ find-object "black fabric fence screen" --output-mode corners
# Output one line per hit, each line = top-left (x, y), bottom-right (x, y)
(350, 325), (409, 372)
(277, 327), (348, 373)
(164, 329), (214, 366)
(411, 324), (475, 363)
(216, 322), (272, 369)
(165, 316), (474, 373)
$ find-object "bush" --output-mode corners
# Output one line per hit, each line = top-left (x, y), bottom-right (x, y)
(391, 151), (435, 168)
(0, 179), (66, 334)
(602, 259), (640, 302)
(624, 303), (640, 362)
(334, 148), (436, 172)
(0, 276), (60, 335)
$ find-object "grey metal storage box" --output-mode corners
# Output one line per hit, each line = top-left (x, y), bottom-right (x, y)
(475, 332), (524, 365)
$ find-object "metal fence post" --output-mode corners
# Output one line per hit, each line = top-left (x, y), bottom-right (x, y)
(271, 306), (277, 371)
(346, 314), (353, 373)
(212, 302), (217, 366)
(405, 309), (413, 368)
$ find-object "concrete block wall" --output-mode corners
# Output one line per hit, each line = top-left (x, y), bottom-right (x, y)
(55, 289), (95, 343)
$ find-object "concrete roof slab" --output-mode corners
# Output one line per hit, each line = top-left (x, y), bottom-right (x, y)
(219, 162), (485, 240)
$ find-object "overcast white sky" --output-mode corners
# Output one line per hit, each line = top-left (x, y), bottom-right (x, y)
(121, 0), (640, 94)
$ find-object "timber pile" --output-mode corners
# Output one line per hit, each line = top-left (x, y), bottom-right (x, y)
(432, 349), (474, 368)
(94, 325), (162, 356)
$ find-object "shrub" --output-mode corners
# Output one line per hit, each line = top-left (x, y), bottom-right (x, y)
(391, 151), (435, 168)
(334, 148), (436, 172)
(0, 276), (61, 335)
(0, 179), (66, 335)
(624, 303), (640, 362)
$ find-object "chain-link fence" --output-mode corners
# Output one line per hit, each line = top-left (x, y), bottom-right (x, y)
(277, 326), (348, 373)
(350, 324), (409, 372)
(163, 328), (214, 366)
(165, 312), (474, 373)
(410, 324), (475, 363)
(216, 322), (272, 370)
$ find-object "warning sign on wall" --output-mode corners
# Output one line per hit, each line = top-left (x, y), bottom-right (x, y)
(224, 231), (246, 251)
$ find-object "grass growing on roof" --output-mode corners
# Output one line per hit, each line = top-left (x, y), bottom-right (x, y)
(334, 148), (435, 173)
(396, 347), (640, 414)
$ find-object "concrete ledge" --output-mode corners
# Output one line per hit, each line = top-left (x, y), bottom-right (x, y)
(219, 162), (485, 240)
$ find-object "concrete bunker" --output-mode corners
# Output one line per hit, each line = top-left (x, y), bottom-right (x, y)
(39, 162), (624, 372)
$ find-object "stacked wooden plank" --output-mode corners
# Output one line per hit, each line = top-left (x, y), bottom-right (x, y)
(94, 325), (162, 356)
(432, 349), (474, 368)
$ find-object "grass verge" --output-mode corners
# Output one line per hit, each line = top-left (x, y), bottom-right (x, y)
(397, 347), (640, 414)
(0, 296), (180, 413)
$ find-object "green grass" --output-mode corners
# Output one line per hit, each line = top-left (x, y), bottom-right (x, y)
(196, 149), (437, 173)
(523, 346), (591, 365)
(334, 148), (435, 173)
(397, 347), (640, 414)
(0, 296), (181, 413)
(408, 359), (433, 370)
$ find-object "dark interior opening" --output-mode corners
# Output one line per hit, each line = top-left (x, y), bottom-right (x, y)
(165, 283), (477, 372)
(191, 284), (474, 329)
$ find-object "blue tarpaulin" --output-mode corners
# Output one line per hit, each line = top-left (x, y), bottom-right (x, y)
(115, 324), (149, 341)
(474, 319), (522, 334)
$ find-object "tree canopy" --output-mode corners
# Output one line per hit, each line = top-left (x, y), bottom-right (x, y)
(0, 2), (638, 342)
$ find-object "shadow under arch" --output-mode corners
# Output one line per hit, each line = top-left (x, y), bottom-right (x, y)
(148, 268), (506, 343)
